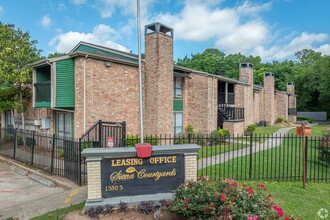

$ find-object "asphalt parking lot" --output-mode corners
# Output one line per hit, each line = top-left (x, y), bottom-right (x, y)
(0, 160), (86, 219)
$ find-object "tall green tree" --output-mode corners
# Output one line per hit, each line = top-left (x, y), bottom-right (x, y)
(0, 22), (41, 129)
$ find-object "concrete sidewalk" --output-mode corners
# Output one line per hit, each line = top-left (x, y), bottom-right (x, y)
(198, 126), (295, 168)
(0, 156), (87, 220)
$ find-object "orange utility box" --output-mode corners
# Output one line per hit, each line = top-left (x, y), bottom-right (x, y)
(296, 126), (312, 136)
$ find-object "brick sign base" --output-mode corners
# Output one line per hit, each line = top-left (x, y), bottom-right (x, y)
(82, 144), (200, 209)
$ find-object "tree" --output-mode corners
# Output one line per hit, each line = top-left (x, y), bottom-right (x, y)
(176, 49), (226, 75)
(0, 22), (41, 130)
(176, 47), (330, 117)
(47, 52), (66, 58)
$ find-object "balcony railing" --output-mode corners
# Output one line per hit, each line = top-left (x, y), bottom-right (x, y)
(218, 92), (235, 105)
(34, 81), (51, 102)
(288, 108), (297, 116)
(218, 104), (244, 120)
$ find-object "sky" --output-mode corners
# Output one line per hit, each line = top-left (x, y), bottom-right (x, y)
(1, 0), (330, 62)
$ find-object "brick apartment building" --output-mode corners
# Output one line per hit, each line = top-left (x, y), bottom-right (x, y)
(0, 22), (296, 139)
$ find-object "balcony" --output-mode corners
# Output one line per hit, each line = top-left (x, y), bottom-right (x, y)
(218, 92), (235, 105)
(288, 108), (297, 116)
(34, 81), (51, 105)
(218, 104), (244, 120)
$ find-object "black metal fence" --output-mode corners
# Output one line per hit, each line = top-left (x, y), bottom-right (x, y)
(1, 128), (329, 185)
(0, 128), (81, 184)
(121, 133), (329, 182)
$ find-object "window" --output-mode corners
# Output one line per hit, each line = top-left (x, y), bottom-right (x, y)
(174, 77), (183, 99)
(57, 112), (72, 138)
(174, 112), (183, 135)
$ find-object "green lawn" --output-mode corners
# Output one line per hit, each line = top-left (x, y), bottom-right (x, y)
(198, 142), (249, 159)
(30, 202), (85, 220)
(289, 123), (330, 137)
(199, 125), (330, 181)
(254, 125), (284, 135)
(243, 181), (330, 220)
(236, 125), (285, 144)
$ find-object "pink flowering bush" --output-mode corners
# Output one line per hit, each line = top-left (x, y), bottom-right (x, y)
(166, 177), (298, 220)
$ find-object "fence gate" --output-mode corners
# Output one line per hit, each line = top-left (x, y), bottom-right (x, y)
(79, 120), (126, 184)
(63, 140), (80, 184)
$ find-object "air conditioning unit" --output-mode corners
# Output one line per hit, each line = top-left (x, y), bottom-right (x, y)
(41, 118), (50, 129)
(34, 120), (41, 126)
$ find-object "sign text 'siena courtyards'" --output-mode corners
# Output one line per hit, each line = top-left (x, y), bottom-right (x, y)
(101, 155), (184, 197)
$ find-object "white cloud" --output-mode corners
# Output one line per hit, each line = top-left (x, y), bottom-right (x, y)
(0, 5), (4, 15)
(154, 1), (270, 53)
(316, 44), (330, 55)
(184, 0), (223, 6)
(71, 0), (86, 4)
(236, 1), (272, 16)
(40, 15), (52, 28)
(252, 32), (329, 60)
(216, 20), (269, 53)
(49, 24), (130, 53)
(89, 0), (330, 61)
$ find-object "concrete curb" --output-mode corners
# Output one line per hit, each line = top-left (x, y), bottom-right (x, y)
(29, 174), (55, 187)
(10, 165), (28, 176)
(0, 155), (74, 190)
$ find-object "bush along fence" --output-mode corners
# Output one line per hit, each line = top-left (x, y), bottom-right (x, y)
(0, 128), (329, 185)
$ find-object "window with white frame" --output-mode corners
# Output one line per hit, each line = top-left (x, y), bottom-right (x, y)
(174, 76), (183, 99)
(57, 112), (72, 138)
(174, 112), (183, 135)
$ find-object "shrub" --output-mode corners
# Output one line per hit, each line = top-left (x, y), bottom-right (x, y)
(174, 132), (206, 145)
(16, 135), (23, 145)
(297, 117), (313, 123)
(126, 135), (159, 147)
(322, 128), (330, 138)
(276, 117), (284, 123)
(4, 135), (13, 142)
(185, 124), (194, 133)
(80, 141), (100, 151)
(174, 134), (189, 144)
(218, 128), (230, 139)
(319, 128), (330, 166)
(167, 177), (294, 220)
(245, 124), (257, 135)
(210, 129), (230, 144)
(58, 150), (65, 157)
(25, 137), (35, 148)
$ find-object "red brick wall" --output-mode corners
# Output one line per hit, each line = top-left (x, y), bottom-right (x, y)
(144, 32), (174, 135)
(253, 91), (260, 124)
(275, 92), (288, 121)
(185, 74), (217, 133)
(74, 57), (140, 138)
(223, 121), (244, 136)
(263, 75), (275, 125)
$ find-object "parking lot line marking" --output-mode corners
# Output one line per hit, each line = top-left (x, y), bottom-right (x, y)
(63, 198), (71, 204)
(69, 188), (80, 197)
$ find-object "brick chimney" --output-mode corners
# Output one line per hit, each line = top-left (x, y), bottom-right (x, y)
(263, 72), (275, 125)
(239, 62), (253, 85)
(287, 82), (295, 95)
(239, 62), (254, 126)
(144, 22), (174, 135)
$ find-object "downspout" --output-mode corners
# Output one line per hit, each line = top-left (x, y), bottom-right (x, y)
(83, 55), (88, 132)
